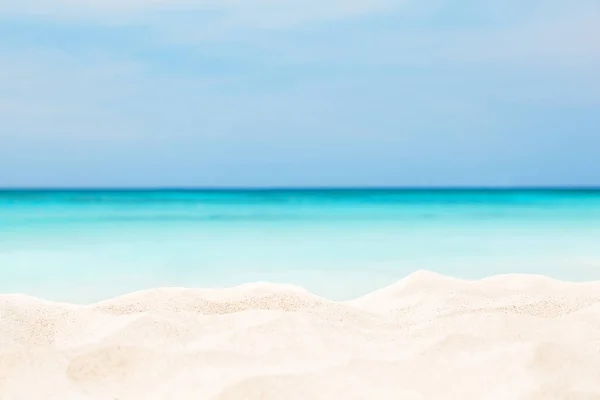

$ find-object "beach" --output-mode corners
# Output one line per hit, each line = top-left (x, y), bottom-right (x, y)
(2, 271), (600, 399)
(3, 190), (600, 303)
(3, 0), (599, 395)
(2, 190), (600, 398)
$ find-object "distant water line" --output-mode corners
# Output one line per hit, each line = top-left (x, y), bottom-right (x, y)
(1, 189), (600, 303)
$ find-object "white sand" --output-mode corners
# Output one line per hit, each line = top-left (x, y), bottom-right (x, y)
(1, 270), (600, 400)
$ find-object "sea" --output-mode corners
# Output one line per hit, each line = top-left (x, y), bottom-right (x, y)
(1, 189), (600, 303)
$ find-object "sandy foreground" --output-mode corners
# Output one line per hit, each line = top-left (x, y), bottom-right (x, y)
(1, 271), (600, 400)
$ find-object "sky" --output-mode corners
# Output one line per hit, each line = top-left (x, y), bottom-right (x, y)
(0, 0), (599, 188)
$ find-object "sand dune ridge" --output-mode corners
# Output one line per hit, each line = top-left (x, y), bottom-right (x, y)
(1, 271), (600, 399)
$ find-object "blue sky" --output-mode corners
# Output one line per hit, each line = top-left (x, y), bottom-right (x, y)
(0, 0), (599, 187)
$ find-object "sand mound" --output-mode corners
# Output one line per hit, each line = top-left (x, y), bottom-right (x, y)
(91, 283), (328, 316)
(1, 271), (600, 399)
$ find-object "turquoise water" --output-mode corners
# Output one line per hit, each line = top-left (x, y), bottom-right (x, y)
(1, 189), (600, 303)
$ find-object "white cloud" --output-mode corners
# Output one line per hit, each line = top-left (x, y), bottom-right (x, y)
(446, 5), (600, 70)
(216, 2), (600, 78)
(0, 0), (397, 27)
(0, 0), (598, 144)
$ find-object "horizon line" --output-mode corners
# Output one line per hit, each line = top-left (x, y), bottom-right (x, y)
(1, 186), (600, 191)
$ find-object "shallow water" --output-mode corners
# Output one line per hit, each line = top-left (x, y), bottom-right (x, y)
(1, 189), (600, 303)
